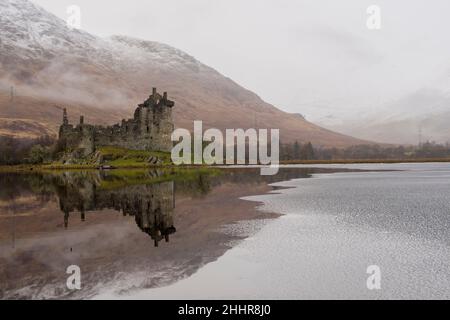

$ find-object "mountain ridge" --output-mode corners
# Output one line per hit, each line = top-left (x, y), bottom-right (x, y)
(0, 0), (372, 147)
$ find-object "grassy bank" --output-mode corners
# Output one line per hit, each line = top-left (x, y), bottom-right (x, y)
(0, 146), (174, 171)
(0, 163), (205, 173)
(2, 157), (450, 173)
(0, 146), (168, 172)
(98, 146), (172, 166)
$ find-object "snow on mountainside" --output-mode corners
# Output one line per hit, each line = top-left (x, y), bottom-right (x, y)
(109, 35), (203, 70)
(0, 0), (104, 62)
(0, 0), (370, 146)
(0, 0), (203, 71)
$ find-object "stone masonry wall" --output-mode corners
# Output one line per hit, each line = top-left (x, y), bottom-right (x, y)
(58, 88), (175, 157)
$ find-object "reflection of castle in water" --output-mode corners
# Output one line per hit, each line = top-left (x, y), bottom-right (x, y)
(57, 173), (176, 247)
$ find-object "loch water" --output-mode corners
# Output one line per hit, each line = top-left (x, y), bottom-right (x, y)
(0, 164), (449, 299)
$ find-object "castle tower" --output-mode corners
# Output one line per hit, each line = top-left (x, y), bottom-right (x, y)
(149, 89), (174, 152)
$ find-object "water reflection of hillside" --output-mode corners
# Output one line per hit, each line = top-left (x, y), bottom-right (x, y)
(0, 167), (349, 299)
(0, 167), (341, 235)
(0, 173), (54, 217)
(0, 167), (330, 239)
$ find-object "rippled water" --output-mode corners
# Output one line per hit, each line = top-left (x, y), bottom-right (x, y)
(104, 163), (450, 300)
(0, 167), (314, 299)
(1, 163), (449, 299)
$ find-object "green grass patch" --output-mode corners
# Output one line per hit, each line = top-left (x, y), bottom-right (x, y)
(98, 146), (172, 167)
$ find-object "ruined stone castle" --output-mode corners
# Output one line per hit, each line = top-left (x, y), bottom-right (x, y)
(58, 88), (175, 156)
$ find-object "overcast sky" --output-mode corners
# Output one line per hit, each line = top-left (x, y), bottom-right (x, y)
(32, 0), (450, 122)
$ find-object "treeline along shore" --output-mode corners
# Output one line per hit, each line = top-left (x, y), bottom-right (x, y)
(1, 135), (450, 169)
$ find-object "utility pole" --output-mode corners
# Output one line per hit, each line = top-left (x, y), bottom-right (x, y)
(10, 86), (14, 102)
(10, 201), (16, 250)
(418, 125), (422, 147)
(12, 209), (16, 249)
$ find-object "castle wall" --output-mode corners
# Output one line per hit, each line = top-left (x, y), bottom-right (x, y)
(59, 124), (95, 157)
(58, 89), (175, 157)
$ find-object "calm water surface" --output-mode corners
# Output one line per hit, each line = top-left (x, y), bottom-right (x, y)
(0, 163), (449, 299)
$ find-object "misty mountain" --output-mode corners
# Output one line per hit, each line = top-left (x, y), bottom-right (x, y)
(0, 0), (369, 146)
(317, 87), (450, 145)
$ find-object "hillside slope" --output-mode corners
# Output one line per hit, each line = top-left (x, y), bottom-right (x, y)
(0, 0), (370, 147)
